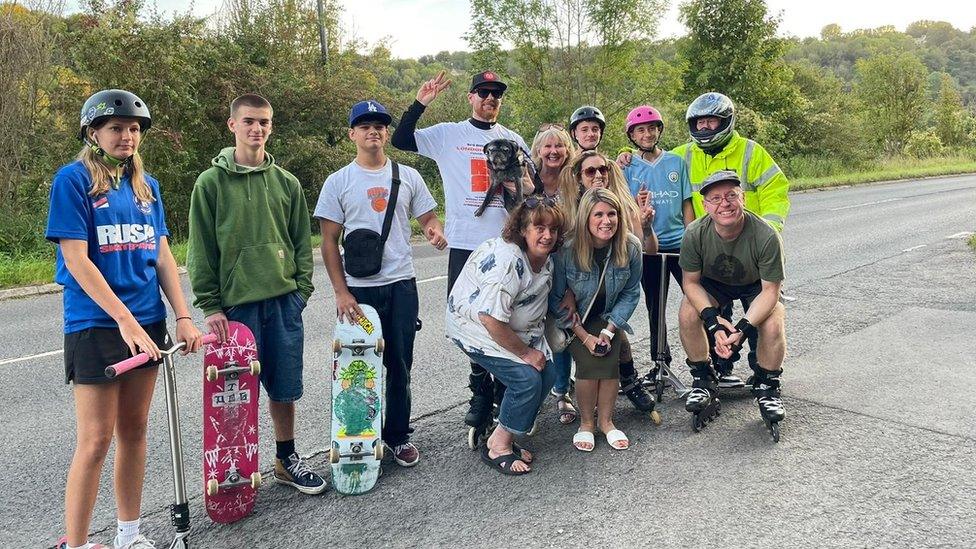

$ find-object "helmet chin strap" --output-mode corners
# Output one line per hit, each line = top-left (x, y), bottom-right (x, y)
(84, 133), (133, 169)
(628, 136), (658, 155)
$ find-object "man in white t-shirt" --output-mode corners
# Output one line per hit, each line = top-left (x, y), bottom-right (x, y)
(391, 70), (529, 432)
(316, 100), (447, 468)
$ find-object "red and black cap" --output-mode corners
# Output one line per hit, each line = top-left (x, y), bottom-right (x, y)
(470, 71), (508, 92)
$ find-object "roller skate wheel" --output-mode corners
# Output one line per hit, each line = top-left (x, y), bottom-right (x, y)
(692, 414), (703, 432)
(467, 427), (478, 450)
(375, 338), (384, 355)
(206, 479), (219, 496)
(329, 447), (340, 464)
(205, 365), (218, 382)
(250, 472), (262, 489)
(332, 339), (342, 354)
(249, 360), (261, 376)
(650, 410), (662, 425)
(374, 443), (384, 460)
(769, 421), (780, 443)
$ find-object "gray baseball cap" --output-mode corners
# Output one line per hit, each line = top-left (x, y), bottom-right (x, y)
(699, 170), (741, 195)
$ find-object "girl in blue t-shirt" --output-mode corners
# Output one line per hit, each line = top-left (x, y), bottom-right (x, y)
(47, 90), (203, 549)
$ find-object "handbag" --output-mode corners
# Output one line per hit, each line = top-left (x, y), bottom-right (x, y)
(342, 161), (400, 278)
(545, 252), (610, 352)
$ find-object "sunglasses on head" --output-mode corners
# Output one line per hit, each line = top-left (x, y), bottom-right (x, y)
(475, 88), (505, 99)
(582, 165), (609, 178)
(524, 194), (557, 209)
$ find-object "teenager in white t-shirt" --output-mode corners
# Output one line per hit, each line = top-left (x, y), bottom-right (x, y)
(316, 100), (447, 468)
(391, 70), (530, 434)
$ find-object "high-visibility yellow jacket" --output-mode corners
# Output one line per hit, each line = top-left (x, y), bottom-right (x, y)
(672, 131), (790, 232)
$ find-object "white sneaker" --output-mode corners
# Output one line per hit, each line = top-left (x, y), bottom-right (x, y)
(115, 534), (156, 549)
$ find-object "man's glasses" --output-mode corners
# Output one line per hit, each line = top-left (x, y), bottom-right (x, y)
(582, 165), (609, 178)
(702, 190), (743, 205)
(525, 194), (557, 209)
(475, 88), (505, 99)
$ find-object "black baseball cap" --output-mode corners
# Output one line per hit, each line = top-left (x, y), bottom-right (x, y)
(470, 71), (508, 92)
(699, 170), (741, 195)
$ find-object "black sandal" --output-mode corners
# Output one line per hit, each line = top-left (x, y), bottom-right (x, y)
(480, 446), (531, 476)
(511, 442), (533, 464)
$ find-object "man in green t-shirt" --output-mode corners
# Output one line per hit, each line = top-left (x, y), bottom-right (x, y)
(677, 170), (787, 436)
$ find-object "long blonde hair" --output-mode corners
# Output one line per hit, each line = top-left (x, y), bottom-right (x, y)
(558, 150), (638, 236)
(76, 123), (153, 203)
(573, 188), (631, 270)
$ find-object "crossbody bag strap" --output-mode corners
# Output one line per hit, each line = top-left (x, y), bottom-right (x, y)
(379, 160), (401, 245)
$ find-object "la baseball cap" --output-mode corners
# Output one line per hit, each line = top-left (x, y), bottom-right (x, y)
(699, 170), (741, 195)
(349, 100), (392, 127)
(470, 70), (508, 92)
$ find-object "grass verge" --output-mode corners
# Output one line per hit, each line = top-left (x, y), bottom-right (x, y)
(792, 155), (976, 190)
(0, 253), (55, 289)
(968, 234), (976, 252)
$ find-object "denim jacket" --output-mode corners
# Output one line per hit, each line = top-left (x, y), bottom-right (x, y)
(548, 234), (643, 334)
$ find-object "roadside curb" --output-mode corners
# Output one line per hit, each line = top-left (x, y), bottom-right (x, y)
(0, 267), (188, 302)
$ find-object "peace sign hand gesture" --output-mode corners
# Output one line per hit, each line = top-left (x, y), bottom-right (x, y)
(417, 70), (452, 106)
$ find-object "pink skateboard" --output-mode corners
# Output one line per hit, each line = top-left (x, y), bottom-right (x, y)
(202, 321), (262, 524)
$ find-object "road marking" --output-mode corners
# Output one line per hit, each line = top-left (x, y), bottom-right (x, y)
(828, 197), (903, 211)
(0, 349), (63, 366)
(946, 231), (975, 239)
(418, 275), (447, 284)
(902, 245), (927, 252)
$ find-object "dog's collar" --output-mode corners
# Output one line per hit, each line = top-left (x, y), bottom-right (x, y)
(469, 118), (495, 130)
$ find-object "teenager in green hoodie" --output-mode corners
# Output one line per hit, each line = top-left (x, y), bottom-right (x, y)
(187, 93), (325, 494)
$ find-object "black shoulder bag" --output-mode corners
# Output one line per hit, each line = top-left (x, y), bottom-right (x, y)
(343, 161), (401, 278)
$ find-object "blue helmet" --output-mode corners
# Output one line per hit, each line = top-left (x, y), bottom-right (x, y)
(686, 92), (735, 151)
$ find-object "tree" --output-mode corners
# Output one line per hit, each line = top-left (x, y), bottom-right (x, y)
(934, 72), (967, 147)
(854, 52), (930, 153)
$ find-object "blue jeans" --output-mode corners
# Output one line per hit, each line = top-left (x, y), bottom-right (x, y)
(465, 352), (556, 435)
(226, 291), (306, 402)
(551, 350), (572, 395)
(349, 278), (419, 447)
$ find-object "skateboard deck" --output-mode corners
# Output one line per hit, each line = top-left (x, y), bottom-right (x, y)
(203, 321), (261, 523)
(330, 305), (384, 495)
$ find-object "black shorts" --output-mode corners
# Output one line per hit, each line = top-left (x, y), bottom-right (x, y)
(64, 320), (169, 384)
(700, 278), (762, 309)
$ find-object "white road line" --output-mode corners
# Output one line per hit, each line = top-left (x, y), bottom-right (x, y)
(418, 275), (447, 284)
(946, 231), (975, 239)
(0, 349), (63, 366)
(902, 245), (927, 252)
(828, 197), (903, 211)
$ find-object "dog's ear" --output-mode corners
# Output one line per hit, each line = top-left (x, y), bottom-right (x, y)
(483, 141), (492, 156)
(508, 139), (519, 151)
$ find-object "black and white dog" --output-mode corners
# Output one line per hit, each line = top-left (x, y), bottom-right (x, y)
(474, 139), (542, 217)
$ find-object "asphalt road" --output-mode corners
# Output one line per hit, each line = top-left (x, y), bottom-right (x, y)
(2, 175), (975, 548)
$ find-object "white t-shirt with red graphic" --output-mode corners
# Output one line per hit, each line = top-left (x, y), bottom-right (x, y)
(315, 159), (437, 287)
(415, 121), (528, 251)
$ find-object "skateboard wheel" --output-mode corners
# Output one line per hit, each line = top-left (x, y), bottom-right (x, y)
(467, 427), (478, 450)
(329, 447), (340, 464)
(375, 338), (384, 355)
(374, 444), (384, 460)
(205, 365), (218, 382)
(650, 410), (662, 425)
(251, 472), (262, 488)
(206, 478), (219, 496)
(249, 360), (261, 376)
(332, 339), (342, 354)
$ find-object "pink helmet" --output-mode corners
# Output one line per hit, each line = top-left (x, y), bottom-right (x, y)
(625, 105), (664, 134)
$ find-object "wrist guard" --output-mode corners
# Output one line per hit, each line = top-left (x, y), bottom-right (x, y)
(734, 318), (758, 340)
(699, 307), (726, 337)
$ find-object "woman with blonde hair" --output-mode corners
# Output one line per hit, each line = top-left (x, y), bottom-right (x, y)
(50, 89), (203, 549)
(530, 124), (576, 198)
(555, 149), (659, 417)
(550, 188), (644, 451)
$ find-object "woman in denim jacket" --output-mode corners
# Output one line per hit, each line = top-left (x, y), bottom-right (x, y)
(550, 188), (644, 451)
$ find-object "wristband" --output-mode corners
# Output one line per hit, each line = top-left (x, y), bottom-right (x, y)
(176, 316), (192, 322)
(734, 318), (758, 339)
(600, 328), (615, 340)
(699, 307), (725, 336)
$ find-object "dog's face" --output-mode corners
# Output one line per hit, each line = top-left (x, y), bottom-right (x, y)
(483, 139), (519, 171)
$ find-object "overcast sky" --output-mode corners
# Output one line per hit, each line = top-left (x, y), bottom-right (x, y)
(70, 0), (976, 59)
